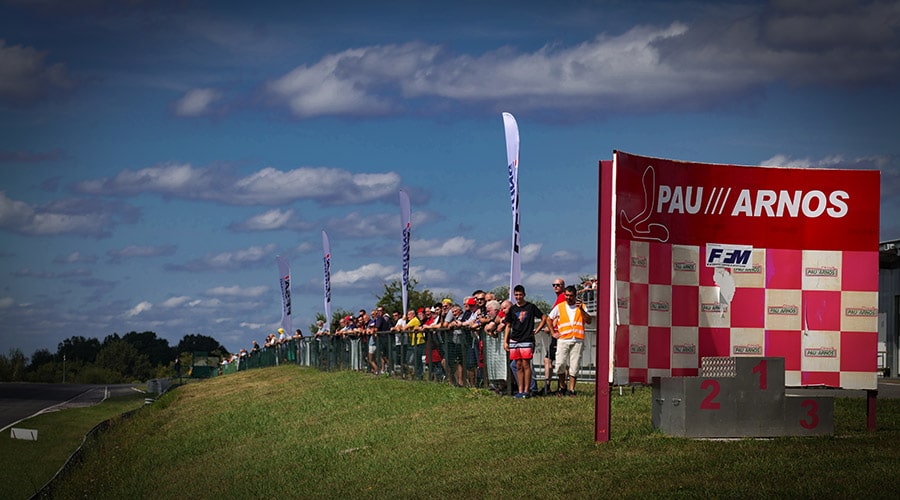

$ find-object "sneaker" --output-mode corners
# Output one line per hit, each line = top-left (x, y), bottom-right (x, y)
(514, 392), (526, 399)
(556, 388), (567, 397)
(567, 390), (576, 397)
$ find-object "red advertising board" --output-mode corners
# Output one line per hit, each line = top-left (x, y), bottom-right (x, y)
(599, 151), (880, 391)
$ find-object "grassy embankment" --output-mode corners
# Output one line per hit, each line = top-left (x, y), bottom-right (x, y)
(13, 365), (900, 498)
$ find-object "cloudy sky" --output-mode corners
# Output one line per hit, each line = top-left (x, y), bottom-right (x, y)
(2, 0), (898, 357)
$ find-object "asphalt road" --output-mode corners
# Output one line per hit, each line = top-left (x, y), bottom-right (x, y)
(0, 382), (142, 432)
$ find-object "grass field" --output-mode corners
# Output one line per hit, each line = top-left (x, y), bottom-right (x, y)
(17, 365), (900, 498)
(0, 390), (147, 500)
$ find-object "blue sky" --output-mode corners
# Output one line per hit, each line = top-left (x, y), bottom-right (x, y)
(2, 0), (898, 357)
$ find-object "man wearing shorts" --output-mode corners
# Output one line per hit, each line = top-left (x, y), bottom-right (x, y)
(503, 284), (543, 399)
(548, 285), (593, 396)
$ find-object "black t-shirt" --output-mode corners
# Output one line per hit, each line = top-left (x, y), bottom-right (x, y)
(505, 302), (543, 343)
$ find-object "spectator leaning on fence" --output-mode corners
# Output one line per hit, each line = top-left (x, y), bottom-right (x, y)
(403, 309), (424, 379)
(549, 285), (593, 397)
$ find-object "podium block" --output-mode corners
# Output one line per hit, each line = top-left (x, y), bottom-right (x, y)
(652, 357), (833, 437)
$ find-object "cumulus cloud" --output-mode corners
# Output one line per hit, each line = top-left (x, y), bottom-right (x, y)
(324, 211), (399, 238)
(0, 39), (74, 106)
(160, 296), (193, 308)
(0, 192), (139, 238)
(74, 162), (401, 206)
(166, 243), (277, 272)
(107, 244), (176, 262)
(173, 88), (224, 117)
(412, 236), (475, 257)
(475, 240), (542, 262)
(264, 1), (900, 119)
(125, 300), (152, 317)
(330, 262), (396, 287)
(229, 208), (311, 232)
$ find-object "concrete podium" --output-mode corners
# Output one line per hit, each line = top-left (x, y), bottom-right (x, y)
(652, 357), (833, 438)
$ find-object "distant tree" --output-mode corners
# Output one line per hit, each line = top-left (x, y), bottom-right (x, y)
(122, 331), (174, 367)
(57, 336), (101, 364)
(490, 285), (509, 302)
(311, 308), (354, 333)
(375, 279), (437, 315)
(177, 334), (229, 359)
(0, 348), (27, 381)
(101, 332), (121, 347)
(28, 348), (55, 370)
(96, 340), (152, 381)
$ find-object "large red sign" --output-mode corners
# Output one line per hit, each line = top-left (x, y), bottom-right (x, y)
(599, 151), (881, 392)
(614, 151), (880, 251)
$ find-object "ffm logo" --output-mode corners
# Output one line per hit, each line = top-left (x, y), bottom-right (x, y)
(705, 243), (753, 269)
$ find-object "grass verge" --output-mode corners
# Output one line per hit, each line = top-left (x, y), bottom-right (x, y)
(46, 366), (900, 498)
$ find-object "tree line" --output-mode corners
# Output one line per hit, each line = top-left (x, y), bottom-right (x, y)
(0, 332), (229, 384)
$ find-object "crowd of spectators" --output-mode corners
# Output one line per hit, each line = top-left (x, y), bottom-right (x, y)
(222, 280), (596, 397)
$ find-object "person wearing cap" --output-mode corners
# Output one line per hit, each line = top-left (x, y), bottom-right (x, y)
(422, 303), (445, 380)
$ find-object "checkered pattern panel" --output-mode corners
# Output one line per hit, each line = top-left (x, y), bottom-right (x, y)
(614, 243), (878, 389)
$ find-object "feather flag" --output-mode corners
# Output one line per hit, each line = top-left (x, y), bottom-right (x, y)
(321, 229), (332, 332)
(276, 255), (292, 336)
(503, 112), (522, 293)
(400, 190), (411, 316)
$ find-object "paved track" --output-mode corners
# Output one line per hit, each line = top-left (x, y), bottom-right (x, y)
(0, 382), (142, 431)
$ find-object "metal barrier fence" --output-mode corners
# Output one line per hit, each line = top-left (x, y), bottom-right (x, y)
(216, 325), (599, 394)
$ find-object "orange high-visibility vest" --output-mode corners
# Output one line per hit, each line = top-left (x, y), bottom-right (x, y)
(557, 303), (586, 341)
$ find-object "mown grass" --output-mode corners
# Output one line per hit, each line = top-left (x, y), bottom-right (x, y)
(44, 366), (900, 498)
(1, 390), (147, 500)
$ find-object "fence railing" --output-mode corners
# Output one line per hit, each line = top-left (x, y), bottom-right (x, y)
(213, 323), (600, 395)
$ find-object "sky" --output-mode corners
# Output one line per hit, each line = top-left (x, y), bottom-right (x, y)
(2, 0), (899, 358)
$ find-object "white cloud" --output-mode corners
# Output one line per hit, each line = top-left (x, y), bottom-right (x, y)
(324, 211), (399, 238)
(230, 209), (301, 231)
(74, 163), (400, 206)
(330, 262), (396, 287)
(264, 1), (900, 118)
(0, 192), (136, 238)
(412, 236), (475, 257)
(173, 88), (223, 117)
(205, 285), (269, 298)
(167, 243), (277, 272)
(125, 301), (153, 317)
(475, 240), (541, 262)
(161, 296), (192, 308)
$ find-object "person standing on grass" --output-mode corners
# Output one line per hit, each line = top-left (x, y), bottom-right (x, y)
(549, 285), (592, 397)
(535, 278), (566, 395)
(503, 284), (543, 399)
